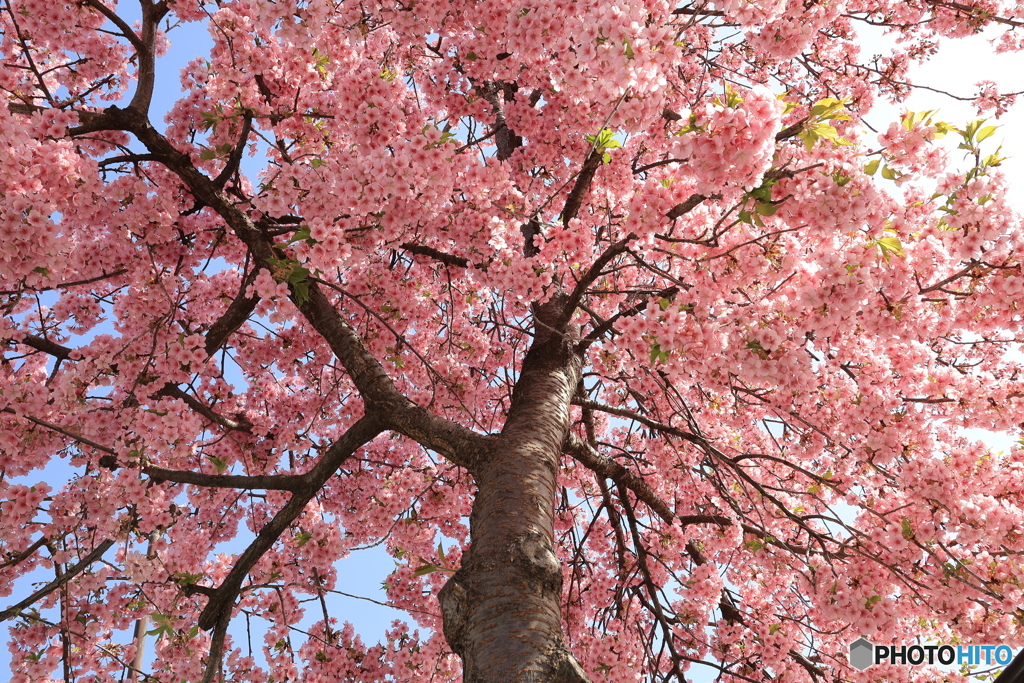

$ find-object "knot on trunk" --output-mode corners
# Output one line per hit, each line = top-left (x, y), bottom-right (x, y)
(549, 650), (592, 683)
(511, 531), (562, 594)
(438, 577), (469, 654)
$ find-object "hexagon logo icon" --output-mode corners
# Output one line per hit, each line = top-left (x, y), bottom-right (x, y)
(849, 638), (874, 671)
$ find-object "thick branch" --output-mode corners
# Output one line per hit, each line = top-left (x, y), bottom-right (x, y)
(204, 271), (260, 355)
(98, 105), (488, 468)
(480, 82), (522, 161)
(197, 414), (382, 630)
(212, 112), (253, 188)
(128, 1), (168, 114)
(400, 243), (470, 268)
(776, 118), (807, 142)
(0, 536), (48, 571)
(154, 385), (252, 432)
(578, 286), (679, 348)
(142, 466), (304, 491)
(16, 337), (253, 433)
(0, 539), (115, 622)
(2, 408), (115, 454)
(561, 150), (603, 228)
(82, 0), (144, 51)
(666, 194), (707, 220)
(564, 432), (673, 524)
(571, 398), (701, 446)
(554, 234), (637, 333)
(20, 334), (73, 360)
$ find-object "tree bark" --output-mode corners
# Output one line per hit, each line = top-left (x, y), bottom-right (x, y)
(439, 297), (590, 683)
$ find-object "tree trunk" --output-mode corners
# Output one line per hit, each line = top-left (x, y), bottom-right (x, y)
(439, 300), (590, 683)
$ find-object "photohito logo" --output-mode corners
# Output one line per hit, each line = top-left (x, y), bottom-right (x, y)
(849, 637), (1017, 671)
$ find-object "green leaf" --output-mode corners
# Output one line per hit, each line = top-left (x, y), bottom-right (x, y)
(437, 542), (447, 565)
(310, 158), (326, 169)
(799, 129), (819, 151)
(585, 128), (620, 153)
(216, 143), (233, 155)
(199, 149), (218, 161)
(172, 571), (205, 586)
(312, 47), (329, 76)
(658, 297), (672, 311)
(413, 563), (441, 576)
(207, 455), (227, 473)
(32, 266), (50, 276)
(833, 172), (852, 187)
(877, 235), (904, 259)
(649, 343), (669, 364)
(295, 531), (313, 547)
(286, 263), (310, 286)
(863, 159), (880, 176)
(769, 624), (783, 635)
(465, 51), (479, 61)
(880, 165), (900, 181)
(200, 111), (221, 132)
(809, 97), (846, 119)
(147, 613), (175, 640)
(749, 180), (775, 202)
(901, 518), (914, 540)
(983, 149), (1006, 169)
(602, 151), (611, 164)
(963, 118), (983, 142)
(267, 256), (312, 304)
(865, 595), (882, 609)
(755, 201), (778, 217)
(286, 226), (315, 245)
(976, 125), (998, 143)
(292, 279), (310, 306)
(811, 122), (836, 140)
(902, 109), (939, 131)
(623, 38), (634, 59)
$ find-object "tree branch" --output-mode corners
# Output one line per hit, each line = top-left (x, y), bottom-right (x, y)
(561, 150), (603, 228)
(570, 398), (701, 446)
(0, 535), (48, 571)
(141, 466), (304, 491)
(564, 432), (673, 524)
(0, 539), (115, 622)
(2, 408), (115, 454)
(212, 112), (253, 189)
(153, 385), (252, 432)
(399, 243), (470, 268)
(197, 414), (383, 630)
(554, 234), (637, 333)
(666, 193), (708, 220)
(578, 286), (679, 348)
(101, 106), (489, 469)
(128, 0), (168, 114)
(16, 336), (253, 433)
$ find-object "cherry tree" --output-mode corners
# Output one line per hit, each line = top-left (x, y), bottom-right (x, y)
(3, 0), (1024, 681)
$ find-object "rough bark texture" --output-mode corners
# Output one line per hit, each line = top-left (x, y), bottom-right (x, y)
(440, 296), (590, 683)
